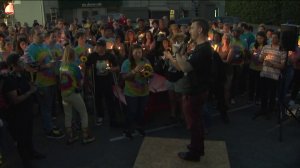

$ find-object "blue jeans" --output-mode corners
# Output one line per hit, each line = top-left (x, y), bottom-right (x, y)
(125, 95), (149, 131)
(37, 85), (56, 132)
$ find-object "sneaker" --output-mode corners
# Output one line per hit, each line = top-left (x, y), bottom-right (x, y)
(47, 129), (65, 139)
(123, 130), (133, 139)
(66, 135), (79, 145)
(186, 145), (205, 156)
(82, 135), (95, 144)
(96, 118), (103, 126)
(178, 151), (200, 162)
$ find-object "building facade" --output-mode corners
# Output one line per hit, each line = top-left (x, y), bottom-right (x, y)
(13, 0), (59, 26)
(121, 0), (225, 20)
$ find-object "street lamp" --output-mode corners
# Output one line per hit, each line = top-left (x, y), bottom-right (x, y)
(5, 2), (14, 15)
(4, 2), (14, 26)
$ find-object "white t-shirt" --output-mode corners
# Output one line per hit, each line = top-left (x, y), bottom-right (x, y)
(259, 45), (286, 80)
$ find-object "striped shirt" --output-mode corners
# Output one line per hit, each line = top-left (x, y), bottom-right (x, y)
(259, 45), (286, 80)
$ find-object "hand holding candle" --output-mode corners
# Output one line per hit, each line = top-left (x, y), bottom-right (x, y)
(212, 44), (218, 51)
(106, 61), (111, 70)
(88, 48), (92, 54)
(106, 42), (114, 50)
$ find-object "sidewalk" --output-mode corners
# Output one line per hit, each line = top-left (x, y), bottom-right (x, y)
(2, 96), (300, 168)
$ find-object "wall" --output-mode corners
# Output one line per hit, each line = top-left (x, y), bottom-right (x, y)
(121, 0), (225, 20)
(43, 0), (59, 15)
(14, 0), (45, 26)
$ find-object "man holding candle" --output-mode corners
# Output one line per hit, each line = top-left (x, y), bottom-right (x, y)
(164, 18), (212, 161)
(86, 40), (120, 127)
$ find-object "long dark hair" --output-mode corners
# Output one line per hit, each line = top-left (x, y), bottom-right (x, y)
(254, 31), (267, 49)
(272, 31), (284, 51)
(129, 44), (144, 70)
(143, 31), (154, 44)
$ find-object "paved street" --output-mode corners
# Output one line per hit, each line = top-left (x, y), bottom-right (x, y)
(2, 93), (300, 168)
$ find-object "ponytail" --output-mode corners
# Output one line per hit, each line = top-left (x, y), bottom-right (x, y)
(62, 45), (75, 64)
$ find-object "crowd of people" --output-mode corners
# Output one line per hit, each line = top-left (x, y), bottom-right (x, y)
(0, 14), (299, 167)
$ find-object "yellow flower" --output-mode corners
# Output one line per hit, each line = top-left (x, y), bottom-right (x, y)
(142, 64), (153, 78)
(80, 56), (88, 63)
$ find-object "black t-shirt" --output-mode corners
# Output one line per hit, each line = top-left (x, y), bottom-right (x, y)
(86, 52), (118, 85)
(2, 72), (33, 110)
(187, 41), (213, 94)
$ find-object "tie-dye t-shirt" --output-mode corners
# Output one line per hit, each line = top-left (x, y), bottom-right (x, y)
(47, 43), (64, 75)
(121, 59), (150, 97)
(24, 43), (56, 87)
(230, 39), (247, 65)
(60, 63), (82, 97)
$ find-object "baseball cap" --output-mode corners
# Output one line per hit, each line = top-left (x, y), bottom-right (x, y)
(96, 39), (106, 46)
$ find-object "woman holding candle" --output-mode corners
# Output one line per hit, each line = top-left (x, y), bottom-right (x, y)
(143, 31), (156, 52)
(255, 32), (286, 119)
(217, 33), (232, 108)
(74, 31), (92, 66)
(248, 31), (267, 103)
(121, 45), (153, 139)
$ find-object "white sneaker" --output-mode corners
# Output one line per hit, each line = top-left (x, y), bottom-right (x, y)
(96, 118), (103, 126)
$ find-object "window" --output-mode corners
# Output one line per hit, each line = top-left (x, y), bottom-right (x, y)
(92, 11), (98, 16)
(82, 11), (89, 18)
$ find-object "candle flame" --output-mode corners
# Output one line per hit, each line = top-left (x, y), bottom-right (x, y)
(213, 44), (218, 51)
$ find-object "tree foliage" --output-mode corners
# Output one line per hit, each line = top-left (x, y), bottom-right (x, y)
(225, 0), (300, 25)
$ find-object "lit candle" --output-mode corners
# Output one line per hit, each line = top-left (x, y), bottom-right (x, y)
(118, 46), (121, 50)
(106, 63), (111, 70)
(88, 48), (92, 54)
(213, 44), (218, 51)
(106, 42), (114, 50)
